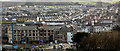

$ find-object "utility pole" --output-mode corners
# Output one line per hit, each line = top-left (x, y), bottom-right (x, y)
(12, 21), (14, 50)
(25, 34), (27, 51)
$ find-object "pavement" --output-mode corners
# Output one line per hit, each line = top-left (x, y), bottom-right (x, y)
(43, 43), (74, 49)
(3, 43), (75, 50)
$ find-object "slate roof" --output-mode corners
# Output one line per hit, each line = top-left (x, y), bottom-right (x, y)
(13, 26), (37, 30)
(41, 26), (62, 30)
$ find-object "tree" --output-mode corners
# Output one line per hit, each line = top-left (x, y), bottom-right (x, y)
(80, 31), (120, 49)
(112, 25), (120, 31)
(72, 32), (90, 43)
(72, 32), (90, 48)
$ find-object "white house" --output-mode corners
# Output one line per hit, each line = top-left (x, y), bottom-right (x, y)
(67, 32), (73, 42)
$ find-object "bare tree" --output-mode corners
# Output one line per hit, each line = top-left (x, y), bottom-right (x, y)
(80, 31), (120, 49)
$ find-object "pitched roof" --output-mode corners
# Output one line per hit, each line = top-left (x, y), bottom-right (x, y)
(13, 26), (37, 30)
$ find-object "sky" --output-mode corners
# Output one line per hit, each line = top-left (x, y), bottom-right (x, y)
(0, 0), (120, 2)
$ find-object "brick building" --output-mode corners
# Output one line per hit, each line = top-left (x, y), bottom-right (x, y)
(7, 25), (77, 44)
(7, 26), (54, 44)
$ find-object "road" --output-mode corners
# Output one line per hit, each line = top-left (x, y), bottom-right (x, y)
(44, 43), (74, 49)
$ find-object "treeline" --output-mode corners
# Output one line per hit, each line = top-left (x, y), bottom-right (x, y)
(72, 25), (120, 50)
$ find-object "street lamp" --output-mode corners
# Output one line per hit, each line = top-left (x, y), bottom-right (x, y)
(25, 34), (27, 51)
(12, 21), (14, 44)
(12, 20), (15, 50)
(12, 19), (16, 50)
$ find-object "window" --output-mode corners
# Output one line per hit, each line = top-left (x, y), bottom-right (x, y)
(29, 30), (31, 33)
(36, 37), (39, 40)
(21, 30), (24, 33)
(39, 37), (41, 40)
(25, 30), (27, 33)
(51, 30), (53, 32)
(44, 34), (46, 36)
(56, 31), (59, 34)
(14, 38), (16, 40)
(29, 34), (31, 36)
(17, 30), (20, 33)
(33, 30), (35, 33)
(33, 34), (35, 36)
(48, 33), (50, 36)
(33, 37), (35, 40)
(40, 34), (43, 36)
(21, 34), (24, 36)
(48, 30), (50, 32)
(44, 30), (46, 32)
(40, 29), (44, 32)
(14, 35), (16, 36)
(25, 34), (27, 36)
(14, 30), (16, 33)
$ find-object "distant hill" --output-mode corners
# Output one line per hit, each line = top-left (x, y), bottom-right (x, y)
(2, 2), (26, 7)
(114, 1), (120, 7)
(1, 1), (120, 7)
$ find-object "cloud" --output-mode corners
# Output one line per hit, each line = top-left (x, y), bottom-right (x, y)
(0, 0), (119, 2)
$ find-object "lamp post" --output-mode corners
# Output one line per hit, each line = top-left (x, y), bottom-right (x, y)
(12, 19), (17, 50)
(25, 34), (27, 51)
(12, 20), (14, 50)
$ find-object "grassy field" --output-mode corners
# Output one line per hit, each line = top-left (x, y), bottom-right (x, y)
(72, 1), (118, 6)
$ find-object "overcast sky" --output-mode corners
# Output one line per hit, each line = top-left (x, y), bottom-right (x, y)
(0, 0), (120, 2)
